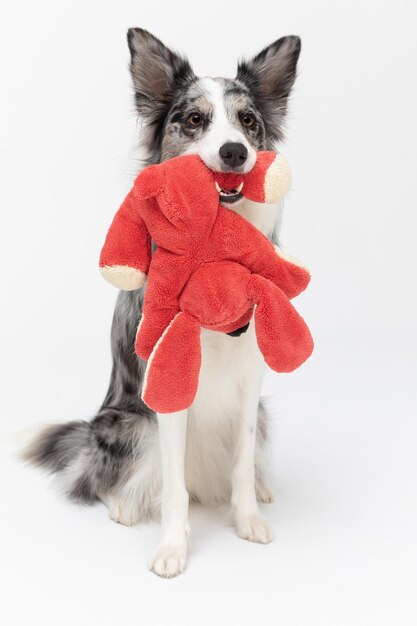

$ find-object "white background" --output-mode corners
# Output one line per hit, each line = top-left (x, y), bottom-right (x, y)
(1, 1), (416, 624)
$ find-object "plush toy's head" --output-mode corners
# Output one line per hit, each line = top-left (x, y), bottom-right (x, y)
(133, 151), (292, 227)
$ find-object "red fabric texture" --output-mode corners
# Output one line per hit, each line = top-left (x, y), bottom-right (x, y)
(142, 312), (201, 413)
(100, 152), (313, 413)
(248, 274), (313, 373)
(99, 189), (152, 274)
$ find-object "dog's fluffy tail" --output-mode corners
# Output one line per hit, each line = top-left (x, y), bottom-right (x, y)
(20, 406), (141, 504)
(21, 421), (97, 500)
(22, 421), (90, 473)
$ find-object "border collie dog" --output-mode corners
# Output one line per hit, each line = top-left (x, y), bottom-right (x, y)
(25, 28), (301, 577)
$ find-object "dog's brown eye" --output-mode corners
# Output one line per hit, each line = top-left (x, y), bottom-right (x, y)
(241, 113), (255, 128)
(188, 113), (204, 127)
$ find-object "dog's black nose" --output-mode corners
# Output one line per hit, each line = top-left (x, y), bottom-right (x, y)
(219, 142), (248, 169)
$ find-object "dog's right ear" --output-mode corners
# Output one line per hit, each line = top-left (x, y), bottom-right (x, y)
(127, 28), (195, 119)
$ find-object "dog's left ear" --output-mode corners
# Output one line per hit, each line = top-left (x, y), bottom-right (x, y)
(237, 36), (301, 143)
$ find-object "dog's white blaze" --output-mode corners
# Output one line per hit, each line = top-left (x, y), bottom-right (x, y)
(184, 77), (257, 173)
(183, 77), (280, 235)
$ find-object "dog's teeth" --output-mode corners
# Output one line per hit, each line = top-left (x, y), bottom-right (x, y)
(215, 180), (244, 200)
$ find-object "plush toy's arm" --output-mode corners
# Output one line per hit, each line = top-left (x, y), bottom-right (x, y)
(249, 240), (310, 299)
(235, 151), (308, 296)
(213, 209), (310, 299)
(270, 244), (311, 298)
(99, 189), (151, 290)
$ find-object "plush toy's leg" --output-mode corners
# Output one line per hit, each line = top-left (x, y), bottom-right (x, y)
(249, 274), (314, 372)
(135, 247), (193, 361)
(211, 209), (310, 299)
(135, 306), (180, 362)
(141, 312), (201, 413)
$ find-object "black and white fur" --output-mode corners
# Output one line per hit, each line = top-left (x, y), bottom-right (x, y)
(24, 28), (301, 577)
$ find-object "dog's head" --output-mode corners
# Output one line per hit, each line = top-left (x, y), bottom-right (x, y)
(128, 28), (300, 203)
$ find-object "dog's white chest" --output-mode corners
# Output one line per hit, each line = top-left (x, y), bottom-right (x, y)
(184, 198), (280, 503)
(185, 317), (262, 502)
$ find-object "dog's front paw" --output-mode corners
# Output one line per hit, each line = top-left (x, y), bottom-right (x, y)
(235, 513), (273, 544)
(148, 542), (187, 578)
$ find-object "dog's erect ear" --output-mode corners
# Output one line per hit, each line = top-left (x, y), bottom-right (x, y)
(236, 36), (301, 143)
(127, 28), (195, 118)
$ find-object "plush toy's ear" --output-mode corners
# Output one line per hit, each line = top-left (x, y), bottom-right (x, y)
(135, 155), (219, 226)
(134, 164), (164, 200)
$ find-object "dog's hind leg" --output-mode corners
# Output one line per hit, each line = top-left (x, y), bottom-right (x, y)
(148, 409), (190, 578)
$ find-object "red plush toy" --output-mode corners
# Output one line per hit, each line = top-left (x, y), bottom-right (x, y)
(100, 152), (313, 413)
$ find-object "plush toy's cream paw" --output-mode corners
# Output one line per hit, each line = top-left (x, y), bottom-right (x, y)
(274, 245), (310, 273)
(100, 265), (147, 291)
(264, 154), (292, 203)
